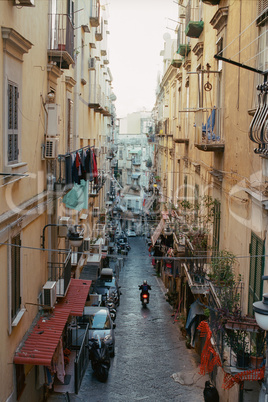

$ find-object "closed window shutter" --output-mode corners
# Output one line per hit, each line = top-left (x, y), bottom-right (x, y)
(8, 82), (19, 163)
(11, 235), (21, 320)
(258, 0), (268, 16)
(248, 232), (264, 316)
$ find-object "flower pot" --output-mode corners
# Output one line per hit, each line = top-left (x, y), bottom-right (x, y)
(250, 355), (264, 369)
(236, 352), (250, 369)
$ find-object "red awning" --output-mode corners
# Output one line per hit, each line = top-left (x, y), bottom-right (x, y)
(58, 278), (92, 316)
(13, 279), (91, 366)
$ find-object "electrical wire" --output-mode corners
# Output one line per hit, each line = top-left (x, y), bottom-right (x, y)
(0, 240), (267, 261)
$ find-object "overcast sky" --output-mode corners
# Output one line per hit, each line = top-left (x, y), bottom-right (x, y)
(107, 0), (177, 118)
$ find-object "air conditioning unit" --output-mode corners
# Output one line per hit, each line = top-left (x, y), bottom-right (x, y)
(18, 0), (35, 6)
(83, 237), (91, 251)
(46, 104), (61, 137)
(88, 57), (96, 70)
(42, 281), (57, 307)
(45, 138), (58, 159)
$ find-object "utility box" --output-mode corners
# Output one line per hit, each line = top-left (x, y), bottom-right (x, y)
(46, 104), (61, 137)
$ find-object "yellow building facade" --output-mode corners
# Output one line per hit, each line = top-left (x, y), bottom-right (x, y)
(154, 0), (268, 400)
(0, 0), (115, 400)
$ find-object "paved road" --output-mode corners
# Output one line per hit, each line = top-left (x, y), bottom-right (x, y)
(72, 237), (207, 402)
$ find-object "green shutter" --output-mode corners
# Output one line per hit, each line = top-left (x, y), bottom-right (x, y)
(248, 232), (265, 316)
(11, 235), (21, 319)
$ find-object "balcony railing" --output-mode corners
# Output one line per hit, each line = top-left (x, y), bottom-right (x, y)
(95, 18), (103, 41)
(48, 250), (72, 297)
(185, 1), (204, 38)
(194, 108), (224, 151)
(90, 0), (100, 27)
(48, 13), (74, 69)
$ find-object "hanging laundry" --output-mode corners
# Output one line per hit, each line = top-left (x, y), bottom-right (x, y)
(65, 154), (73, 188)
(84, 148), (94, 182)
(92, 149), (98, 184)
(62, 179), (88, 211)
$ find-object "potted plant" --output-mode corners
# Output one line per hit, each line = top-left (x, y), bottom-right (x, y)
(250, 330), (265, 369)
(225, 329), (250, 369)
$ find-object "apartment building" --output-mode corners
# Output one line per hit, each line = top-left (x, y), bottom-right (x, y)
(153, 0), (268, 400)
(0, 0), (115, 400)
(115, 112), (154, 233)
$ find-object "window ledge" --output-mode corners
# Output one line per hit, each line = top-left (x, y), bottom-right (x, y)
(12, 307), (26, 327)
(5, 162), (28, 175)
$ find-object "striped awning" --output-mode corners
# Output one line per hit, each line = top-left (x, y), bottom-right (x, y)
(13, 279), (91, 366)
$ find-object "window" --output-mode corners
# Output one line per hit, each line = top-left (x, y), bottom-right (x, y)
(67, 99), (73, 152)
(11, 234), (21, 321)
(119, 149), (123, 159)
(212, 200), (221, 253)
(8, 82), (19, 164)
(248, 232), (265, 316)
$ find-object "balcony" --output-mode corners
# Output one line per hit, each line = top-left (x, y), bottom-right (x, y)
(90, 0), (100, 27)
(177, 44), (191, 57)
(48, 13), (74, 69)
(95, 18), (103, 41)
(48, 250), (72, 297)
(185, 1), (204, 38)
(132, 158), (141, 166)
(88, 84), (105, 112)
(194, 108), (224, 152)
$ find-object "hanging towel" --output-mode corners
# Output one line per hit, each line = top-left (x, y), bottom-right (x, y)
(62, 179), (88, 211)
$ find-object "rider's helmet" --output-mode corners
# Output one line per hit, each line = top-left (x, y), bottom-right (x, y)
(143, 280), (147, 285)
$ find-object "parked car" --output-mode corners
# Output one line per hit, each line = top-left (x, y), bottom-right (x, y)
(79, 306), (116, 357)
(126, 229), (136, 237)
(93, 268), (121, 306)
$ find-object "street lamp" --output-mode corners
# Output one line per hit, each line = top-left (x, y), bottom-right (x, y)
(253, 276), (268, 402)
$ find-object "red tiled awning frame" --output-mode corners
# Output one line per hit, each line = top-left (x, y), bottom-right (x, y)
(13, 279), (91, 366)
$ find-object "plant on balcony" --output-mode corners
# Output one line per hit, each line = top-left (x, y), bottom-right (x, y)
(225, 329), (250, 369)
(210, 250), (237, 287)
(250, 330), (265, 368)
(146, 158), (152, 168)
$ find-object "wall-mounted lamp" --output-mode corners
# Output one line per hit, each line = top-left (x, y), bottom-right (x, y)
(47, 90), (55, 103)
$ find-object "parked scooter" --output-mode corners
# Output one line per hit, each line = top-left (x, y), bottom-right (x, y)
(139, 281), (151, 307)
(104, 297), (117, 321)
(88, 336), (110, 382)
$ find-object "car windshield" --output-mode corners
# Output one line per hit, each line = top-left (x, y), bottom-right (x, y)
(85, 311), (111, 329)
(95, 278), (116, 288)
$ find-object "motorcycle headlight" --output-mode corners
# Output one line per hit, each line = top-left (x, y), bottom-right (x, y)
(104, 334), (112, 342)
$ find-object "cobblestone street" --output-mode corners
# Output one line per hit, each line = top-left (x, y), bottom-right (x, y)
(49, 236), (208, 401)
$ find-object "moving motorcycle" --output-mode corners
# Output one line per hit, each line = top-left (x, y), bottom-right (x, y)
(139, 281), (151, 307)
(88, 336), (110, 382)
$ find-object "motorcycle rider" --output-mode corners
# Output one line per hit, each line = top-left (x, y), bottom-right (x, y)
(139, 280), (151, 302)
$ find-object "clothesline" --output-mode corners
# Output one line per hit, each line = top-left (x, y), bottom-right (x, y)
(58, 144), (96, 159)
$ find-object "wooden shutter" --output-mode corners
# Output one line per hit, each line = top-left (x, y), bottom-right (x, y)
(212, 201), (221, 253)
(16, 364), (25, 400)
(258, 0), (268, 16)
(8, 82), (19, 163)
(248, 232), (265, 316)
(11, 234), (21, 320)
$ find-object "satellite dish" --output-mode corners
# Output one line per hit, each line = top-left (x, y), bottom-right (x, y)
(163, 32), (171, 41)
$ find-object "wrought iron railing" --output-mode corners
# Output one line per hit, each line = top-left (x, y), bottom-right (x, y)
(74, 323), (89, 394)
(185, 1), (201, 26)
(195, 108), (224, 146)
(48, 250), (71, 297)
(48, 13), (74, 58)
